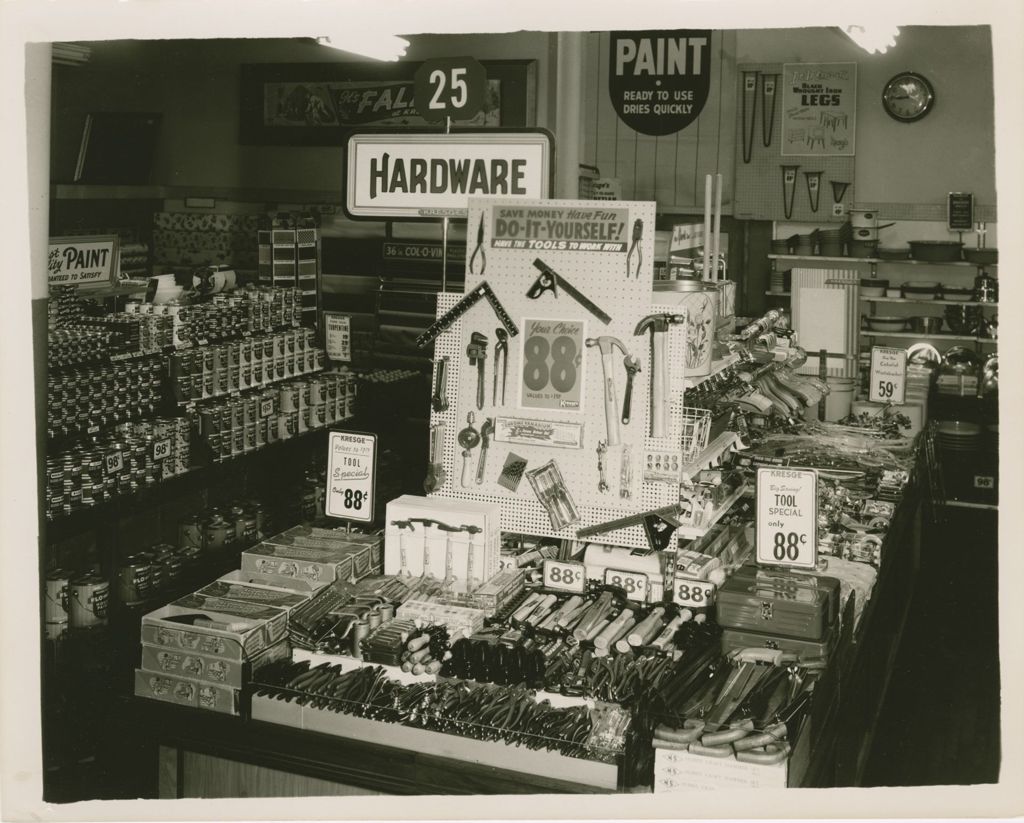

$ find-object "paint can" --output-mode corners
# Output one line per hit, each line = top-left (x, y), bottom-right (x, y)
(116, 555), (153, 604)
(68, 574), (109, 630)
(44, 569), (71, 639)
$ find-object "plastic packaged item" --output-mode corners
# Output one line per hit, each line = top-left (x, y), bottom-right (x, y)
(526, 460), (580, 531)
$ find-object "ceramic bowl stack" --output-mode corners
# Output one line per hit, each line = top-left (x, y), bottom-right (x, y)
(794, 233), (816, 256)
(936, 420), (982, 457)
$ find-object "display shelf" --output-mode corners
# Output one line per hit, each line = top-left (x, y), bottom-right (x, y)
(679, 430), (745, 484)
(765, 291), (791, 297)
(860, 297), (997, 307)
(53, 183), (345, 206)
(676, 483), (747, 541)
(942, 499), (998, 511)
(860, 331), (995, 343)
(768, 254), (996, 268)
(683, 353), (741, 390)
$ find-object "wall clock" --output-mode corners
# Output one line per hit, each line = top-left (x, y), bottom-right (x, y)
(882, 72), (935, 123)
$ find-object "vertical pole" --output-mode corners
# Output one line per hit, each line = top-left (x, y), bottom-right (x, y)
(702, 175), (712, 280)
(554, 33), (584, 198)
(441, 115), (451, 293)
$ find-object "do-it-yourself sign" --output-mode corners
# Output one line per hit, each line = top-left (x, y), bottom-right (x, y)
(491, 205), (629, 253)
(755, 468), (818, 569)
(868, 346), (907, 404)
(781, 63), (856, 156)
(325, 431), (377, 522)
(48, 235), (119, 289)
(608, 30), (712, 136)
(344, 131), (552, 219)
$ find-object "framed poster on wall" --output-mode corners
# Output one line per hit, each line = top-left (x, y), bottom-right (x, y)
(240, 60), (536, 145)
(780, 62), (857, 157)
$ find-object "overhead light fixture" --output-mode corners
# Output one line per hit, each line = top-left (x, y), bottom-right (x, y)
(316, 33), (409, 62)
(841, 25), (901, 55)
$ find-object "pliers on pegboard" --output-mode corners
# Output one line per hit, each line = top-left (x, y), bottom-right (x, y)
(469, 213), (486, 275)
(626, 219), (643, 278)
(492, 327), (508, 406)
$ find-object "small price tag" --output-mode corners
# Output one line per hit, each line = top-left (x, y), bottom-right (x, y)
(756, 467), (818, 569)
(542, 559), (587, 594)
(86, 425), (100, 435)
(325, 430), (377, 523)
(104, 451), (123, 475)
(152, 438), (172, 461)
(973, 475), (995, 489)
(259, 399), (275, 418)
(869, 346), (907, 404)
(673, 576), (716, 607)
(604, 568), (648, 601)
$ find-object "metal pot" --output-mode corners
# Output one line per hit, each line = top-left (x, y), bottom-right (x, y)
(908, 316), (944, 334)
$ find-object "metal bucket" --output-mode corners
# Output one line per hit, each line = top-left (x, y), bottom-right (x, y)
(653, 280), (719, 377)
(68, 574), (109, 630)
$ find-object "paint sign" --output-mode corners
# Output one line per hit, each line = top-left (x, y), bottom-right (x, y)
(608, 30), (712, 135)
(326, 431), (377, 522)
(48, 235), (119, 289)
(869, 346), (907, 404)
(345, 131), (552, 219)
(324, 312), (352, 363)
(781, 63), (857, 156)
(491, 204), (629, 253)
(520, 317), (586, 412)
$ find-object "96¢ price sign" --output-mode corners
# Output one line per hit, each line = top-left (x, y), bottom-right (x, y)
(673, 576), (716, 607)
(325, 431), (377, 523)
(869, 346), (907, 404)
(756, 467), (818, 569)
(604, 568), (648, 601)
(543, 559), (587, 594)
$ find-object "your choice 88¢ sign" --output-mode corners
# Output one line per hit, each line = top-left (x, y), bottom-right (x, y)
(756, 468), (817, 569)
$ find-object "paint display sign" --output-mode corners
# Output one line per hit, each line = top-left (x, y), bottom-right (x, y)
(781, 63), (857, 156)
(520, 318), (586, 412)
(325, 431), (377, 522)
(344, 131), (552, 219)
(491, 204), (630, 253)
(608, 30), (712, 136)
(48, 235), (119, 289)
(324, 312), (352, 363)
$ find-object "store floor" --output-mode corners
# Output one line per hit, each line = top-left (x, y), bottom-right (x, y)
(861, 506), (1000, 786)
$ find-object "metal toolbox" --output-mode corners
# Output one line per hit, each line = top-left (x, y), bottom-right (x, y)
(720, 625), (837, 662)
(716, 565), (840, 642)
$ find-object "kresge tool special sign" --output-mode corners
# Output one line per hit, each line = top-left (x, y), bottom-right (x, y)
(345, 131), (552, 219)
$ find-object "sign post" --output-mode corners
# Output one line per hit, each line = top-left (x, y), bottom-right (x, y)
(868, 346), (907, 405)
(756, 467), (818, 569)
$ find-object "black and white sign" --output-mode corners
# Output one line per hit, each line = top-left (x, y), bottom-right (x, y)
(604, 568), (649, 602)
(326, 431), (377, 522)
(869, 346), (907, 404)
(608, 30), (711, 136)
(756, 468), (818, 569)
(48, 234), (119, 289)
(345, 132), (552, 219)
(947, 192), (974, 231)
(673, 575), (716, 607)
(151, 439), (172, 462)
(542, 559), (587, 594)
(324, 312), (352, 363)
(413, 57), (486, 123)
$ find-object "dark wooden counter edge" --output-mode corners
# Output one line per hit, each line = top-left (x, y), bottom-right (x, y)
(123, 697), (618, 795)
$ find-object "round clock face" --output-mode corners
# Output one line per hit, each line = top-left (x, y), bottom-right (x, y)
(882, 72), (935, 122)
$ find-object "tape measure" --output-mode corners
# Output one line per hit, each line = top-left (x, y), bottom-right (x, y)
(417, 281), (519, 348)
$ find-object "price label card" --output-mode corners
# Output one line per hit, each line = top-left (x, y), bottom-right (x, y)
(104, 451), (124, 475)
(152, 438), (172, 461)
(542, 559), (587, 594)
(325, 430), (377, 522)
(974, 475), (995, 489)
(673, 576), (716, 608)
(520, 317), (586, 412)
(324, 312), (352, 363)
(259, 399), (275, 418)
(869, 346), (907, 404)
(756, 467), (818, 569)
(604, 568), (649, 602)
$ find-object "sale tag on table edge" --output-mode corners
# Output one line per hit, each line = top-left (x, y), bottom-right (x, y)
(673, 575), (716, 607)
(542, 559), (587, 594)
(603, 568), (649, 602)
(325, 430), (377, 523)
(105, 451), (124, 475)
(152, 438), (172, 461)
(868, 345), (907, 405)
(755, 467), (818, 569)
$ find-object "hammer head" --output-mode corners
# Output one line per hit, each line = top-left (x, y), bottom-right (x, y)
(634, 312), (687, 336)
(585, 336), (629, 357)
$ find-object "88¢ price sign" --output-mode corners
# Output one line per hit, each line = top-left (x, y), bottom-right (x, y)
(673, 576), (716, 608)
(756, 467), (818, 569)
(543, 559), (587, 594)
(325, 431), (377, 523)
(604, 569), (648, 602)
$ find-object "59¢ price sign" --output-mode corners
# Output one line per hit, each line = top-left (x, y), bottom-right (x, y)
(756, 468), (818, 569)
(325, 431), (377, 523)
(869, 346), (907, 404)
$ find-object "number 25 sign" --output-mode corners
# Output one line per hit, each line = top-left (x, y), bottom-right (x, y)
(413, 57), (486, 123)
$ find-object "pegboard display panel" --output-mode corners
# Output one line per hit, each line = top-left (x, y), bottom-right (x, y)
(426, 198), (695, 551)
(733, 63), (856, 223)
